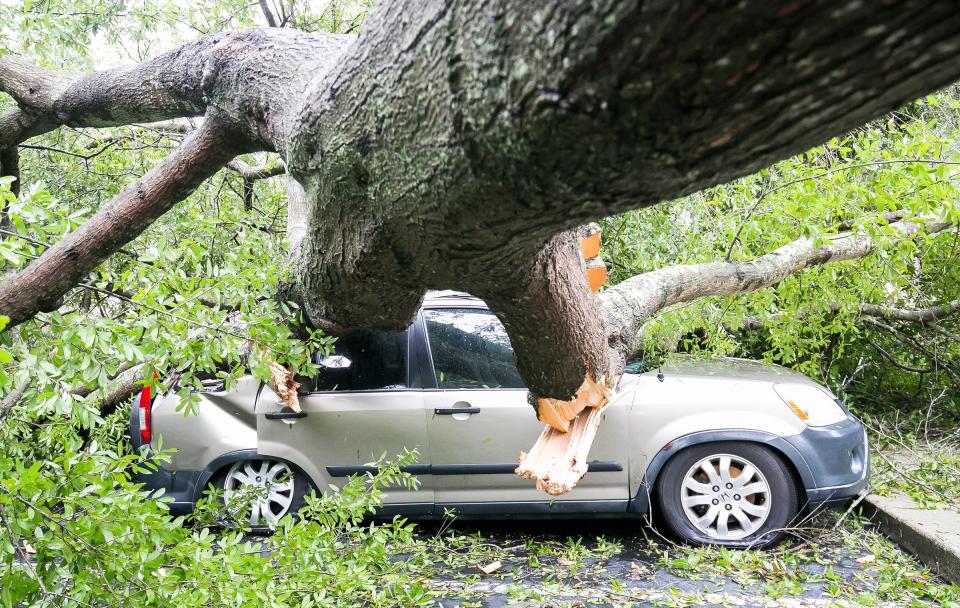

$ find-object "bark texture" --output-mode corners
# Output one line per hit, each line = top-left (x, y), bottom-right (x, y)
(282, 0), (960, 399)
(858, 299), (960, 324)
(1, 1), (960, 408)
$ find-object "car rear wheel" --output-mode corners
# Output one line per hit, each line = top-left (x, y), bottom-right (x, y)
(655, 442), (799, 548)
(221, 459), (308, 527)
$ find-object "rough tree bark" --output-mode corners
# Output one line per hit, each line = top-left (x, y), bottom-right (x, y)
(3, 1), (960, 492)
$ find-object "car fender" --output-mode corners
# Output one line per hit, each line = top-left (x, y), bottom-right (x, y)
(627, 427), (816, 514)
(255, 436), (331, 494)
(148, 378), (259, 471)
(192, 449), (318, 503)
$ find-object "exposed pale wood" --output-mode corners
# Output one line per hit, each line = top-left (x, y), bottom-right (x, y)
(535, 373), (608, 433)
(268, 361), (301, 412)
(477, 561), (502, 575)
(516, 404), (608, 496)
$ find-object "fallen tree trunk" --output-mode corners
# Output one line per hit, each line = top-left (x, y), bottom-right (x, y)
(3, 2), (960, 494)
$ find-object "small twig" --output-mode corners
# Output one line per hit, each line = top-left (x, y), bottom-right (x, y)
(78, 283), (288, 356)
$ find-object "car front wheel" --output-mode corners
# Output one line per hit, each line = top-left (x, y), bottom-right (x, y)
(221, 459), (308, 528)
(655, 442), (799, 548)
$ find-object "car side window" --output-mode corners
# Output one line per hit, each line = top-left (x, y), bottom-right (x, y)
(314, 329), (407, 391)
(423, 308), (525, 390)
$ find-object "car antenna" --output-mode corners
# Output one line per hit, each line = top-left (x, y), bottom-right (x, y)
(657, 367), (664, 382)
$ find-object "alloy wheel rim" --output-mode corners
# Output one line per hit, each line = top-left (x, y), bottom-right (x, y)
(679, 453), (772, 540)
(224, 460), (295, 526)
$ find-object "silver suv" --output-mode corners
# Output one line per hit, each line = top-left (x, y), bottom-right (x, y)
(132, 291), (868, 546)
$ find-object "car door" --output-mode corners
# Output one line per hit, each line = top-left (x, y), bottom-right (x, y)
(419, 306), (630, 510)
(256, 327), (433, 512)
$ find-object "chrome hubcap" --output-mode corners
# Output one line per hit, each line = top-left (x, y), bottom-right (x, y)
(224, 460), (295, 526)
(680, 453), (771, 540)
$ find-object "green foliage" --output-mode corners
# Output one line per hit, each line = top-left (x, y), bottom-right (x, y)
(0, 444), (432, 607)
(865, 415), (960, 511)
(603, 93), (960, 422)
(1, 2), (960, 606)
(654, 515), (960, 607)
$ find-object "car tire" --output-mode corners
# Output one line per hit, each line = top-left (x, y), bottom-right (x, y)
(655, 442), (799, 548)
(217, 458), (310, 529)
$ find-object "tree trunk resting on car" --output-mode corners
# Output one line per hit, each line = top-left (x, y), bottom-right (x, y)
(3, 1), (960, 494)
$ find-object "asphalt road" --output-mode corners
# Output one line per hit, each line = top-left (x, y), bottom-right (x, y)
(12, 511), (949, 606)
(416, 514), (949, 608)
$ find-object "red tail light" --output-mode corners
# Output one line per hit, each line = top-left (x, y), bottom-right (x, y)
(138, 371), (157, 445)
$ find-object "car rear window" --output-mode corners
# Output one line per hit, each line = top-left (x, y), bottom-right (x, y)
(314, 329), (407, 391)
(423, 308), (524, 390)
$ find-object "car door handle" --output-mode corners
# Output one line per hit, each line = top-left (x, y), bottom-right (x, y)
(434, 407), (480, 415)
(265, 410), (308, 420)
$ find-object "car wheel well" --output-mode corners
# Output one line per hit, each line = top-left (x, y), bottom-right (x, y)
(651, 440), (802, 547)
(195, 452), (317, 502)
(650, 439), (806, 509)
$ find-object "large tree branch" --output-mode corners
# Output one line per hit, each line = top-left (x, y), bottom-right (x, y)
(0, 40), (212, 129)
(0, 123), (245, 325)
(0, 29), (353, 152)
(602, 216), (956, 364)
(0, 29), (352, 324)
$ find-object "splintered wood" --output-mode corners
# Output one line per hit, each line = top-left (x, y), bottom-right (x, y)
(268, 361), (302, 412)
(534, 374), (608, 432)
(516, 373), (610, 495)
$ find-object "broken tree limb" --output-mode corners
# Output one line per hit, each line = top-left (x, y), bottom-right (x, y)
(535, 365), (609, 433)
(0, 123), (244, 326)
(508, 225), (615, 492)
(516, 404), (609, 496)
(514, 228), (610, 490)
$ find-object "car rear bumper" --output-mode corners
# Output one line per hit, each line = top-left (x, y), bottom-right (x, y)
(135, 465), (202, 516)
(129, 397), (202, 515)
(783, 414), (870, 507)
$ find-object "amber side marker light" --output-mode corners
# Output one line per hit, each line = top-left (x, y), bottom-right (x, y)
(785, 399), (809, 422)
(774, 383), (848, 427)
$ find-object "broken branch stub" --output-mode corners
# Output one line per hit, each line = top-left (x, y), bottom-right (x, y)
(534, 373), (608, 433)
(516, 403), (609, 496)
(268, 361), (301, 413)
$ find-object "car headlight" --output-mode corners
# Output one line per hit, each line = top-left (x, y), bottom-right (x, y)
(773, 383), (847, 427)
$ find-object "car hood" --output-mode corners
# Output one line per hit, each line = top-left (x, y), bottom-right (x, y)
(648, 356), (829, 390)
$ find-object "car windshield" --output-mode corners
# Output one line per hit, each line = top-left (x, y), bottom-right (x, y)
(423, 308), (525, 390)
